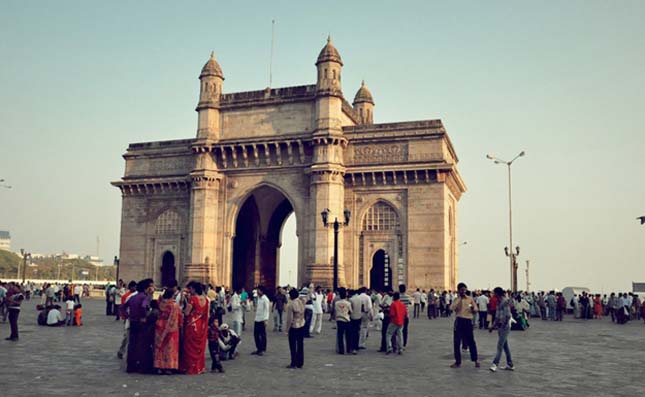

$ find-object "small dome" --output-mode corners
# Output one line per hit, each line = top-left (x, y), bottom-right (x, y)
(316, 35), (343, 66)
(353, 80), (374, 105)
(200, 51), (224, 79)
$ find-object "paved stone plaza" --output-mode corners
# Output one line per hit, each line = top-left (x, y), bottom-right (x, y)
(0, 298), (643, 396)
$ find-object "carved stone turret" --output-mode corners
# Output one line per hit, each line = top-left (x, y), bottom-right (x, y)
(196, 52), (224, 142)
(353, 80), (374, 125)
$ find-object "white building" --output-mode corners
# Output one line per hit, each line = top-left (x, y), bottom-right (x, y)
(0, 231), (10, 251)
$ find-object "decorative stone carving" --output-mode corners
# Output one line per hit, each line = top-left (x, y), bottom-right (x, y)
(353, 143), (407, 164)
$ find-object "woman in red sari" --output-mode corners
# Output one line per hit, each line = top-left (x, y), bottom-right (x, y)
(593, 294), (603, 319)
(179, 281), (209, 374)
(154, 289), (183, 374)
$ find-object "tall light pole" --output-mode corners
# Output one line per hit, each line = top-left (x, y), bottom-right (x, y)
(20, 249), (31, 284)
(525, 259), (530, 292)
(487, 150), (525, 292)
(321, 208), (351, 291)
(114, 256), (120, 284)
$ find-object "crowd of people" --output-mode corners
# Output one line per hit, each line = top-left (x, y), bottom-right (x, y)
(2, 277), (644, 376)
(115, 279), (241, 375)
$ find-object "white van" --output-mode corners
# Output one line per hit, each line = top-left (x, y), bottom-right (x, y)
(562, 287), (590, 311)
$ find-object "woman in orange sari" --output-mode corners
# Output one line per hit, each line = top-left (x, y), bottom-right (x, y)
(154, 289), (183, 374)
(179, 281), (209, 374)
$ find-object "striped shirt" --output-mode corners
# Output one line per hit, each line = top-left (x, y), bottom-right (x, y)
(399, 293), (412, 316)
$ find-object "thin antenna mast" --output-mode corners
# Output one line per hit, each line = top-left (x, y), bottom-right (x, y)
(269, 19), (275, 88)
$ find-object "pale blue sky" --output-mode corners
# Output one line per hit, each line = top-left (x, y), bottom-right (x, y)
(1, 1), (643, 291)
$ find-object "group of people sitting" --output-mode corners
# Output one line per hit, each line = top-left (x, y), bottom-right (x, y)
(37, 301), (82, 327)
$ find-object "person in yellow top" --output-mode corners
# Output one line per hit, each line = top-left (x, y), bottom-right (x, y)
(449, 282), (480, 368)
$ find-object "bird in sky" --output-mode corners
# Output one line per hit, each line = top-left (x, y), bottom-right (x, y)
(638, 216), (645, 225)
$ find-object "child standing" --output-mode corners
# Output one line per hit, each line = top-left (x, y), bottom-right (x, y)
(65, 297), (75, 326)
(207, 317), (224, 373)
(73, 304), (83, 326)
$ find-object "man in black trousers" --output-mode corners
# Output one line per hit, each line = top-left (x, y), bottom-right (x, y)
(449, 282), (480, 368)
(378, 289), (393, 352)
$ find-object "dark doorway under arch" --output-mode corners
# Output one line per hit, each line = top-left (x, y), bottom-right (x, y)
(370, 249), (391, 292)
(161, 251), (176, 287)
(232, 186), (295, 294)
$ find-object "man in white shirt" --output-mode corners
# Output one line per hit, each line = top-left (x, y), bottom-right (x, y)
(476, 292), (490, 329)
(348, 290), (363, 354)
(53, 284), (60, 302)
(358, 287), (373, 349)
(230, 289), (243, 336)
(252, 286), (270, 356)
(311, 287), (324, 335)
(73, 284), (82, 304)
(412, 289), (422, 318)
(47, 305), (65, 326)
(420, 290), (428, 314)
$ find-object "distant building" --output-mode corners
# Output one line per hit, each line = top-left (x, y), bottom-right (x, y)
(0, 231), (10, 251)
(633, 282), (645, 294)
(84, 255), (106, 266)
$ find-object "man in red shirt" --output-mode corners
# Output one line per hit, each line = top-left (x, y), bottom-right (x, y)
(488, 293), (498, 326)
(386, 292), (406, 355)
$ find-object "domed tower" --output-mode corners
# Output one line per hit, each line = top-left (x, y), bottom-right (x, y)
(196, 51), (224, 141)
(315, 35), (343, 96)
(353, 80), (374, 125)
(309, 36), (348, 288)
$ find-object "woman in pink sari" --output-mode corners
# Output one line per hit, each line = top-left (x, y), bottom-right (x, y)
(154, 289), (183, 374)
(179, 281), (209, 374)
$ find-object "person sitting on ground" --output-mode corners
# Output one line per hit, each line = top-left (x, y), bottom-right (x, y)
(218, 323), (241, 360)
(37, 304), (52, 326)
(47, 305), (66, 327)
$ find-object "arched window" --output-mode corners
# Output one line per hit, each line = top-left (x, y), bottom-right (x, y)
(156, 210), (180, 234)
(362, 202), (400, 231)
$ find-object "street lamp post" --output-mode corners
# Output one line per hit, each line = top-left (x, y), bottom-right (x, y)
(487, 151), (525, 292)
(114, 256), (120, 284)
(321, 208), (351, 291)
(20, 249), (31, 284)
(525, 259), (530, 292)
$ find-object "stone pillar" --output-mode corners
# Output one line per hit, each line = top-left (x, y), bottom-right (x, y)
(307, 150), (347, 288)
(306, 36), (347, 288)
(186, 153), (222, 285)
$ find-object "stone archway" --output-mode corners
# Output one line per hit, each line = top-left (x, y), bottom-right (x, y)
(161, 251), (176, 287)
(370, 249), (392, 291)
(231, 185), (296, 293)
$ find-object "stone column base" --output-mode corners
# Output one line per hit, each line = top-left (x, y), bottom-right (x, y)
(183, 263), (210, 285)
(306, 263), (346, 289)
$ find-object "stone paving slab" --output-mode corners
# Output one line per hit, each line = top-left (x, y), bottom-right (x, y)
(0, 299), (643, 396)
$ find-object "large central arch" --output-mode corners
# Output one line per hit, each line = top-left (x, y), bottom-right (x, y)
(231, 185), (296, 293)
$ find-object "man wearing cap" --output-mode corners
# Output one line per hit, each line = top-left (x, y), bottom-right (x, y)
(218, 323), (241, 360)
(449, 282), (480, 368)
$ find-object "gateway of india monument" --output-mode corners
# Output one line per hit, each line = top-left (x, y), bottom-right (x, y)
(112, 37), (466, 293)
